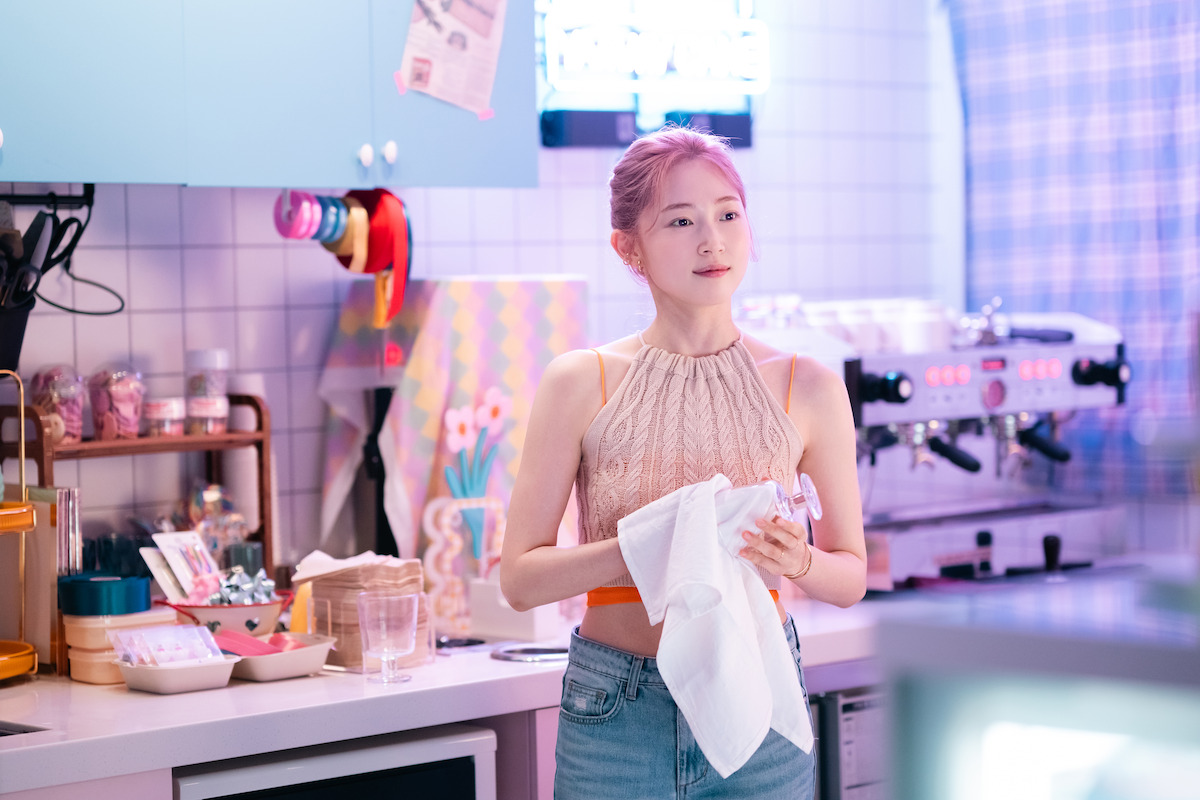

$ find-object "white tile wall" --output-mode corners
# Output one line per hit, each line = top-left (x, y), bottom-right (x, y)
(1, 0), (965, 567)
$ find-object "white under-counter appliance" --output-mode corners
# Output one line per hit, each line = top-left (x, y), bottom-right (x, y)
(813, 686), (888, 800)
(740, 297), (1131, 591)
(173, 723), (497, 800)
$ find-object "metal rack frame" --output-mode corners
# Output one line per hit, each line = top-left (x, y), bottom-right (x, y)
(0, 184), (95, 210)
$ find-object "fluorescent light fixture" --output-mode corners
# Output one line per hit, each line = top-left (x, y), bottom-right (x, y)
(540, 1), (770, 96)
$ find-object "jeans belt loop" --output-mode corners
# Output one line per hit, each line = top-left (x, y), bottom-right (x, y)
(626, 655), (644, 700)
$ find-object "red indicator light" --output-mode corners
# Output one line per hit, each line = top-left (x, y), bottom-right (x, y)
(1019, 360), (1034, 380)
(925, 366), (941, 387)
(941, 365), (956, 386)
(1034, 359), (1047, 379)
(1048, 358), (1062, 378)
(956, 364), (971, 385)
(981, 358), (1007, 371)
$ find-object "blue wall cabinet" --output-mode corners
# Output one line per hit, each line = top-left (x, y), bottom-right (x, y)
(369, 0), (538, 187)
(0, 1), (187, 184)
(182, 0), (537, 188)
(181, 0), (376, 188)
(0, 1), (537, 188)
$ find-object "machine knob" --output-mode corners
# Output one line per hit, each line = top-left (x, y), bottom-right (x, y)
(861, 371), (913, 404)
(1072, 357), (1131, 388)
(981, 379), (1006, 410)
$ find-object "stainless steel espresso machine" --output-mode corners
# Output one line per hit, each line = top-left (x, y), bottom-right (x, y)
(741, 297), (1132, 591)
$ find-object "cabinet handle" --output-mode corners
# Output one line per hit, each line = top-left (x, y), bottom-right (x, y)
(358, 143), (375, 168)
(0, 127), (4, 149)
(382, 140), (398, 165)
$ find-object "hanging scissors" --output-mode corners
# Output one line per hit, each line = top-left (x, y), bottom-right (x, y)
(1, 211), (59, 308)
(0, 252), (42, 309)
(42, 213), (86, 275)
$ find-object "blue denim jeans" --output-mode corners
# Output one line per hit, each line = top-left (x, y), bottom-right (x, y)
(554, 616), (816, 799)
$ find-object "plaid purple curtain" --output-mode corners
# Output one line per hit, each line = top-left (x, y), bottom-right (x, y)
(946, 0), (1199, 496)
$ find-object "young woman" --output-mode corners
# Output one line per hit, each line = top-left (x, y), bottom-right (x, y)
(501, 126), (867, 798)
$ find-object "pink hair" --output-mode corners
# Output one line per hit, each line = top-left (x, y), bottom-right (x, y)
(609, 125), (748, 237)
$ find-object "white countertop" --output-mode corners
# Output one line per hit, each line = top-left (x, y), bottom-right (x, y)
(0, 647), (566, 793)
(0, 598), (879, 794)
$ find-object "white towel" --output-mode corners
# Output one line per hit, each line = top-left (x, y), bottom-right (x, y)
(617, 474), (814, 778)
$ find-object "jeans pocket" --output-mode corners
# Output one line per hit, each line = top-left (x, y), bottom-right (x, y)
(559, 665), (625, 723)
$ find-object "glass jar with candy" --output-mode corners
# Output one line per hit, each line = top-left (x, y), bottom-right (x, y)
(86, 363), (145, 441)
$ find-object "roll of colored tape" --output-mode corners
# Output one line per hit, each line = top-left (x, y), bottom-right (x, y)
(58, 573), (151, 616)
(322, 196), (362, 256)
(327, 197), (349, 242)
(273, 191), (312, 239)
(343, 197), (370, 272)
(312, 196), (338, 241)
(297, 191), (323, 239)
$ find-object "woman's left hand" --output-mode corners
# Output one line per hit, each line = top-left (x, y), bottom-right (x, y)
(739, 516), (809, 578)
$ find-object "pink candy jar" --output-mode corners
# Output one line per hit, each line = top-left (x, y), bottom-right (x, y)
(30, 364), (85, 444)
(87, 363), (145, 441)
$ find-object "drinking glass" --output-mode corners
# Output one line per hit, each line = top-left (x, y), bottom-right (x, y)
(356, 590), (419, 684)
(760, 472), (823, 523)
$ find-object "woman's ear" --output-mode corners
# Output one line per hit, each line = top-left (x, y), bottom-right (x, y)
(611, 230), (636, 265)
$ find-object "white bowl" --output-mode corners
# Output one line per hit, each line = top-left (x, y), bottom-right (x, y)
(116, 655), (240, 694)
(230, 634), (336, 682)
(171, 599), (284, 637)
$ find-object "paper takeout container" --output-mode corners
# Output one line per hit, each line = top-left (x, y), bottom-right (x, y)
(117, 655), (240, 694)
(230, 634), (336, 682)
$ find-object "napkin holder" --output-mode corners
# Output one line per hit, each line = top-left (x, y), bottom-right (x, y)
(468, 575), (561, 643)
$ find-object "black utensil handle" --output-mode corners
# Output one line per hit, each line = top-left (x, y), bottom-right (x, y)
(1043, 534), (1062, 572)
(1018, 428), (1071, 462)
(928, 436), (983, 473)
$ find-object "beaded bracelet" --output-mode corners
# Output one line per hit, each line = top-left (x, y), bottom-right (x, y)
(784, 540), (814, 581)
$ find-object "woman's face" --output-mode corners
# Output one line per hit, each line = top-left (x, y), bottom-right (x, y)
(634, 159), (750, 309)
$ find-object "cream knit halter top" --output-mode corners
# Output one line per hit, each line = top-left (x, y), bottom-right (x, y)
(577, 332), (804, 589)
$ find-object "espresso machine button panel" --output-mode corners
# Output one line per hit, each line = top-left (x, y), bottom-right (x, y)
(847, 341), (1125, 428)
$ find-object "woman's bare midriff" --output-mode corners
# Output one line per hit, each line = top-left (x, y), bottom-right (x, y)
(578, 597), (789, 658)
